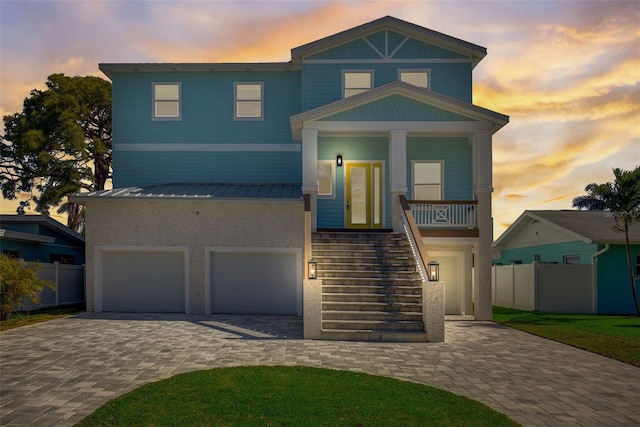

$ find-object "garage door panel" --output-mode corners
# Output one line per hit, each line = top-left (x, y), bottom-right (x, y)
(210, 251), (297, 315)
(102, 251), (185, 312)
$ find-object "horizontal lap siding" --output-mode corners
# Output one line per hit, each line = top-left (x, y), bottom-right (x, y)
(407, 137), (472, 200)
(493, 241), (598, 265)
(317, 136), (389, 228)
(112, 71), (301, 187)
(113, 151), (301, 188)
(303, 62), (473, 111)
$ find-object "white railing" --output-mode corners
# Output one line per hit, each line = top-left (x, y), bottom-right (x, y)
(409, 201), (477, 228)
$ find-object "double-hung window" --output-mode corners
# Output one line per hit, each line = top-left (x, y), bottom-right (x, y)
(235, 82), (263, 120)
(317, 161), (335, 198)
(343, 71), (372, 98)
(399, 69), (430, 88)
(153, 83), (181, 120)
(412, 161), (443, 200)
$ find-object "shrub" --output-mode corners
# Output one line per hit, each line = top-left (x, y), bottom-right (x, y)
(0, 254), (55, 321)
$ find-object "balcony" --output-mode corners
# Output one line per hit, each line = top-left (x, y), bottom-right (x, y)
(407, 200), (479, 237)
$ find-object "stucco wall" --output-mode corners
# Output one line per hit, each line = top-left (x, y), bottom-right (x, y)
(83, 199), (304, 313)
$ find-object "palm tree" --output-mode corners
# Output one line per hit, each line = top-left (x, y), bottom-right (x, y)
(572, 166), (640, 316)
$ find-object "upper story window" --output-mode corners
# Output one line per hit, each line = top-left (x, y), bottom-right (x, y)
(153, 83), (181, 120)
(235, 82), (263, 120)
(343, 71), (372, 98)
(317, 161), (335, 198)
(412, 161), (443, 200)
(399, 70), (429, 88)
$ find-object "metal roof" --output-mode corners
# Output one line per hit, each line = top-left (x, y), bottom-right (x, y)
(494, 210), (640, 248)
(71, 183), (303, 201)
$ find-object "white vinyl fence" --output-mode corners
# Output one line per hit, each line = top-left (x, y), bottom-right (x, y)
(24, 262), (85, 310)
(492, 263), (594, 313)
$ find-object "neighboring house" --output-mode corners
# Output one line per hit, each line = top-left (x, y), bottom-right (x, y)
(0, 214), (86, 309)
(0, 214), (85, 265)
(71, 16), (508, 337)
(492, 210), (640, 314)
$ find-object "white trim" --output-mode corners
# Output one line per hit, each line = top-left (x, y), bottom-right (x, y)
(342, 69), (374, 98)
(152, 82), (181, 121)
(93, 245), (190, 313)
(398, 68), (431, 89)
(411, 160), (444, 200)
(116, 143), (301, 152)
(234, 81), (264, 121)
(303, 120), (490, 135)
(204, 246), (303, 315)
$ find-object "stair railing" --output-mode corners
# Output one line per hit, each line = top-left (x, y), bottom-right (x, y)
(399, 195), (429, 283)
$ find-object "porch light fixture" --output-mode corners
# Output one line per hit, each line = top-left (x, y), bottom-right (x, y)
(336, 154), (343, 167)
(427, 260), (439, 282)
(308, 259), (318, 279)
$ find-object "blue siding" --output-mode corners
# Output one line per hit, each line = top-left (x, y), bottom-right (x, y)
(597, 244), (640, 314)
(321, 95), (471, 122)
(302, 62), (472, 110)
(394, 38), (467, 59)
(0, 224), (85, 264)
(407, 137), (472, 200)
(492, 241), (598, 265)
(317, 136), (390, 228)
(112, 71), (301, 187)
(113, 151), (301, 188)
(307, 38), (382, 60)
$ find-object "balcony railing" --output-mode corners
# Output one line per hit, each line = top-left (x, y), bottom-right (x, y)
(407, 200), (478, 229)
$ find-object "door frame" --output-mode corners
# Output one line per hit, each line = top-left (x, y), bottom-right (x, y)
(344, 161), (385, 229)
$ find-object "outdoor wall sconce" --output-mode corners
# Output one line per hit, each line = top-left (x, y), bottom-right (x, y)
(308, 259), (318, 279)
(427, 260), (439, 282)
(336, 154), (343, 167)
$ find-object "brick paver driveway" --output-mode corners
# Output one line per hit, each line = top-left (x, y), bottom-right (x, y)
(1, 313), (639, 426)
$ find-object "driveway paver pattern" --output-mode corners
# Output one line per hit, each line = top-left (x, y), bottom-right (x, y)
(1, 312), (639, 426)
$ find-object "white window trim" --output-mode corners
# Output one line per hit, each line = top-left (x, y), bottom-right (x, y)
(317, 160), (336, 199)
(234, 82), (264, 121)
(411, 160), (444, 200)
(342, 70), (374, 98)
(398, 69), (431, 88)
(152, 82), (181, 121)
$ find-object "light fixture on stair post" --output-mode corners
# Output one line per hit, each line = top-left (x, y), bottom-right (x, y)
(308, 259), (318, 279)
(428, 260), (439, 282)
(336, 154), (343, 167)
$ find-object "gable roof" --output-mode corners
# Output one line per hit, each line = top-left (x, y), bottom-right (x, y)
(493, 210), (640, 248)
(291, 16), (487, 68)
(290, 81), (509, 139)
(0, 214), (84, 244)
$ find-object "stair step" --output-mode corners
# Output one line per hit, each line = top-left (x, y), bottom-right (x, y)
(323, 310), (422, 321)
(320, 329), (427, 343)
(322, 301), (422, 312)
(322, 319), (425, 331)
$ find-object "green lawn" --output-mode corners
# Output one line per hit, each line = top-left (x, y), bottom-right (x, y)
(0, 304), (84, 331)
(493, 307), (640, 367)
(76, 366), (520, 427)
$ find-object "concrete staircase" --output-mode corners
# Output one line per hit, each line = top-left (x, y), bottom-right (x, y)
(312, 231), (426, 342)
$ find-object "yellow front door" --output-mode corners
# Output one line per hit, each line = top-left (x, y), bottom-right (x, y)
(346, 162), (383, 229)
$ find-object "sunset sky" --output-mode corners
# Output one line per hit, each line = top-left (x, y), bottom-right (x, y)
(1, 0), (638, 239)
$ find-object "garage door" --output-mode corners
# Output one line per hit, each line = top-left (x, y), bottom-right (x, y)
(209, 250), (299, 315)
(101, 250), (186, 312)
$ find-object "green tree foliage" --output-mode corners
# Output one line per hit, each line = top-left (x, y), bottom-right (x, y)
(572, 166), (640, 316)
(1, 74), (112, 232)
(0, 254), (55, 321)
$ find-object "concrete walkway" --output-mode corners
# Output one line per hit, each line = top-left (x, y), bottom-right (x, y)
(1, 313), (639, 426)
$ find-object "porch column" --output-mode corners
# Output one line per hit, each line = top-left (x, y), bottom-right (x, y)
(302, 128), (318, 231)
(389, 129), (407, 232)
(473, 130), (493, 320)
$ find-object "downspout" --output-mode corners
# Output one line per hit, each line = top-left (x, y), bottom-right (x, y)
(591, 244), (610, 314)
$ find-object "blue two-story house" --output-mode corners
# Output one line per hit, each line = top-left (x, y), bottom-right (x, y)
(73, 16), (508, 340)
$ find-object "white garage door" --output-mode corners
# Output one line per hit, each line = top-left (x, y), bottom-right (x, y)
(209, 250), (299, 315)
(101, 250), (186, 312)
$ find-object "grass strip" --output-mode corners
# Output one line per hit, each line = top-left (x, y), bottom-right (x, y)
(493, 307), (640, 367)
(76, 366), (520, 427)
(0, 304), (84, 331)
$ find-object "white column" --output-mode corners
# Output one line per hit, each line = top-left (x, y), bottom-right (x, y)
(302, 128), (319, 231)
(472, 130), (493, 320)
(389, 130), (407, 232)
